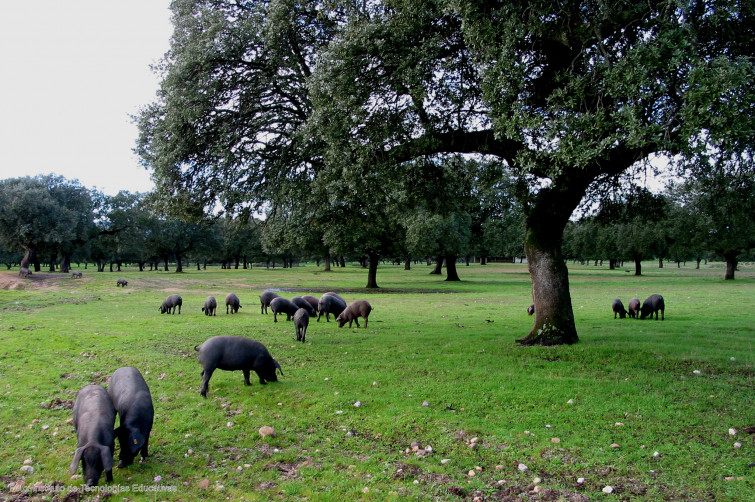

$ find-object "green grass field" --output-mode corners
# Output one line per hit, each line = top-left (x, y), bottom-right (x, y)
(0, 262), (752, 501)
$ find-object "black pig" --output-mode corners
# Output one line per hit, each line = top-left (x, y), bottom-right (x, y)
(159, 294), (182, 314)
(317, 293), (347, 322)
(291, 296), (317, 317)
(294, 308), (310, 342)
(612, 298), (628, 319)
(194, 336), (283, 398)
(270, 296), (299, 322)
(640, 294), (665, 320)
(70, 385), (115, 486)
(108, 367), (154, 468)
(628, 297), (640, 318)
(259, 291), (280, 314)
(226, 293), (242, 314)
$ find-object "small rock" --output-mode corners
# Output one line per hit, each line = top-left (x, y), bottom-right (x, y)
(475, 466), (482, 471)
(198, 479), (210, 489)
(411, 441), (422, 451)
(602, 486), (614, 494)
(468, 470), (476, 477)
(693, 370), (701, 374)
(653, 451), (660, 457)
(470, 437), (479, 443)
(23, 459), (32, 465)
(734, 442), (742, 448)
(441, 459), (452, 464)
(497, 479), (506, 486)
(259, 426), (276, 438)
(354, 401), (361, 407)
(187, 449), (194, 454)
(551, 437), (561, 443)
(729, 428), (738, 436)
(518, 463), (528, 472)
(236, 466), (243, 471)
(185, 433), (192, 438)
(533, 477), (542, 483)
(425, 445), (433, 453)
(615, 422), (624, 426)
(495, 465), (505, 470)
(610, 443), (620, 448)
(730, 357), (736, 361)
(531, 485), (543, 494)
(20, 465), (34, 473)
(372, 381), (377, 386)
(567, 399), (574, 404)
(545, 424), (552, 429)
(244, 464), (251, 468)
(362, 487), (369, 494)
(226, 422), (233, 427)
(324, 378), (329, 381)
(413, 479), (420, 485)
(422, 401), (430, 407)
(336, 410), (343, 414)
(725, 476), (735, 482)
(577, 477), (585, 484)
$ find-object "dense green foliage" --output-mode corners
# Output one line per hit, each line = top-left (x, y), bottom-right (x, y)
(0, 264), (752, 500)
(136, 0), (754, 344)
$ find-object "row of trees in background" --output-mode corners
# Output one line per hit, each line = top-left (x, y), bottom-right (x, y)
(1, 173), (752, 281)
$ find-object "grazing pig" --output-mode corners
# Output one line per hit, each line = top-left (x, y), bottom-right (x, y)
(225, 293), (242, 314)
(336, 300), (372, 328)
(628, 297), (640, 319)
(317, 293), (347, 322)
(108, 367), (154, 468)
(19, 267), (32, 278)
(302, 295), (319, 311)
(202, 296), (217, 316)
(71, 271), (83, 279)
(70, 385), (115, 486)
(640, 294), (665, 320)
(116, 279), (128, 287)
(159, 294), (182, 314)
(270, 296), (299, 322)
(291, 296), (317, 317)
(527, 303), (535, 315)
(294, 308), (310, 342)
(194, 335), (283, 398)
(259, 291), (280, 314)
(612, 298), (628, 319)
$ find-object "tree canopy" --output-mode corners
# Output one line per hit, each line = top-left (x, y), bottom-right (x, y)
(136, 0), (754, 344)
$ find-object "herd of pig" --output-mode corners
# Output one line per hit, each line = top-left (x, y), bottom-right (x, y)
(69, 289), (372, 486)
(68, 284), (664, 486)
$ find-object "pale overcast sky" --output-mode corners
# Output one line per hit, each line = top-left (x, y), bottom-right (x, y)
(0, 0), (173, 195)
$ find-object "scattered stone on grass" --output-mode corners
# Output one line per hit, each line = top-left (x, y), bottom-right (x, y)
(518, 463), (528, 472)
(603, 485), (614, 494)
(259, 426), (276, 438)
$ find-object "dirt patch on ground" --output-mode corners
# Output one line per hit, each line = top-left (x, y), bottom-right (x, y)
(0, 271), (68, 291)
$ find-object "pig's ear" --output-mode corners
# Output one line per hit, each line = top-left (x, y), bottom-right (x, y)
(100, 445), (114, 471)
(70, 447), (85, 474)
(129, 429), (145, 453)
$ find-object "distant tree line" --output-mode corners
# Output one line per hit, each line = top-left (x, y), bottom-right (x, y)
(1, 172), (752, 281)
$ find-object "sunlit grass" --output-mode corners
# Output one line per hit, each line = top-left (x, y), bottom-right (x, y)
(0, 261), (752, 500)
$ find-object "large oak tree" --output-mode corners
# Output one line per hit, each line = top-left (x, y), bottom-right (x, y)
(137, 0), (753, 345)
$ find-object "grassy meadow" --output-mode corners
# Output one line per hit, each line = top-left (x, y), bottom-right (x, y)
(0, 261), (752, 501)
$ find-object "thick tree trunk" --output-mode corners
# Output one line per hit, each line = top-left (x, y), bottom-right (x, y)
(724, 252), (738, 280)
(163, 258), (170, 271)
(323, 255), (331, 271)
(696, 258), (701, 269)
(430, 256), (443, 274)
(175, 255), (184, 273)
(516, 177), (588, 346)
(658, 257), (663, 269)
(518, 230), (578, 345)
(20, 247), (36, 270)
(634, 258), (642, 276)
(60, 253), (72, 273)
(366, 252), (379, 288)
(480, 256), (487, 265)
(404, 257), (411, 270)
(445, 255), (461, 281)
